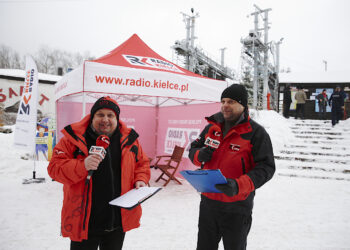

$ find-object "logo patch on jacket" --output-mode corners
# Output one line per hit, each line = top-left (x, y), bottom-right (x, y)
(54, 149), (65, 155)
(230, 143), (241, 152)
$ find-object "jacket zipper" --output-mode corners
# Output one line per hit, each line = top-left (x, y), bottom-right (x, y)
(81, 135), (128, 233)
(82, 181), (90, 231)
(107, 147), (116, 231)
(241, 157), (246, 174)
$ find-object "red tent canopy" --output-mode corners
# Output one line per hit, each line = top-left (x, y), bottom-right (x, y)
(93, 34), (203, 77)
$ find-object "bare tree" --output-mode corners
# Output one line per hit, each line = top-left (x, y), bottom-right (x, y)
(35, 45), (95, 74)
(0, 45), (24, 69)
(1, 44), (95, 74)
(34, 45), (56, 74)
(72, 51), (94, 67)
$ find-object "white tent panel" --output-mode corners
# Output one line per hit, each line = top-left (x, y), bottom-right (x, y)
(55, 65), (83, 100)
(83, 61), (227, 103)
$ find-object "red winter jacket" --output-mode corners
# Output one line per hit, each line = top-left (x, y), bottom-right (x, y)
(189, 112), (275, 207)
(47, 115), (150, 241)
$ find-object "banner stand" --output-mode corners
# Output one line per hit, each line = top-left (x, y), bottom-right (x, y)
(13, 55), (46, 184)
(22, 153), (46, 184)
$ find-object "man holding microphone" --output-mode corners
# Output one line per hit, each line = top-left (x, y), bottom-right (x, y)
(48, 96), (150, 250)
(189, 84), (275, 250)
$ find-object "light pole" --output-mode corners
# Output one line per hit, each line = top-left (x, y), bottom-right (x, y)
(275, 38), (283, 111)
(323, 60), (327, 72)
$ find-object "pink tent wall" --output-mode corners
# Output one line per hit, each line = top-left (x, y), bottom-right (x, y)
(56, 99), (221, 174)
(57, 100), (157, 157)
(156, 103), (221, 172)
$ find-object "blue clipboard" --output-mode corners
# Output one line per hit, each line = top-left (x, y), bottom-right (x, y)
(180, 169), (227, 193)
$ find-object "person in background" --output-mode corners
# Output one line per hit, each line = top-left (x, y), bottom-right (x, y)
(189, 84), (275, 250)
(316, 89), (328, 120)
(294, 85), (307, 119)
(329, 86), (346, 127)
(339, 87), (348, 120)
(283, 84), (292, 118)
(48, 96), (150, 250)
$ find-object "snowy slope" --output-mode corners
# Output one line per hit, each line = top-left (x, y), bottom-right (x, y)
(0, 111), (349, 250)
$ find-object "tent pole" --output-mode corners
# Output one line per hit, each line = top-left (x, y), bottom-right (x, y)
(154, 97), (159, 158)
(82, 92), (86, 117)
(82, 61), (86, 118)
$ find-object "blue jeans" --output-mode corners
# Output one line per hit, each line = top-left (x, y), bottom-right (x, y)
(318, 104), (326, 119)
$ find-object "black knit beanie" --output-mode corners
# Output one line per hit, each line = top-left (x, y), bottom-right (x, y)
(90, 96), (120, 119)
(221, 84), (248, 108)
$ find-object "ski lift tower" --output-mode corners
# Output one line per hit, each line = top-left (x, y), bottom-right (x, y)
(241, 5), (274, 110)
(172, 8), (235, 81)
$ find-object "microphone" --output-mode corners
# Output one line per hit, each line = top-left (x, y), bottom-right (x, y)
(204, 125), (221, 150)
(200, 125), (221, 167)
(86, 135), (110, 182)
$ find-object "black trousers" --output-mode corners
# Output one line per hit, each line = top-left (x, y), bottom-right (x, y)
(295, 104), (305, 119)
(283, 102), (291, 118)
(331, 107), (343, 126)
(70, 228), (125, 250)
(197, 201), (252, 250)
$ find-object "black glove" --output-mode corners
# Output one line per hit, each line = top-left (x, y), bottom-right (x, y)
(215, 178), (238, 196)
(197, 147), (214, 163)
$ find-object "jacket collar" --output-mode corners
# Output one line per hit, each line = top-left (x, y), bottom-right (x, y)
(206, 111), (252, 135)
(62, 114), (139, 153)
(62, 115), (91, 155)
(206, 111), (249, 125)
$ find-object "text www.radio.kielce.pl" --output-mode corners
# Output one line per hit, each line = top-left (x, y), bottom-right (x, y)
(95, 75), (189, 93)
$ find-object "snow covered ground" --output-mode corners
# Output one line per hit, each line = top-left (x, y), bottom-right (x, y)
(0, 111), (349, 250)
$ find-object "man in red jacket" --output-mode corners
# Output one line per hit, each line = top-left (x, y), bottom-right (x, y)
(189, 84), (275, 250)
(48, 96), (150, 250)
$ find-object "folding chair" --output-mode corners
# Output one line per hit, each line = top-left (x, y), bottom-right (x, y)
(154, 145), (185, 186)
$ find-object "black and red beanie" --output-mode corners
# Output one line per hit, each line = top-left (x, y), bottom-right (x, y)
(221, 84), (248, 108)
(90, 96), (120, 119)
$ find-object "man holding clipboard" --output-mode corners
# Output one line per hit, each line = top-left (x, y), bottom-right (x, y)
(189, 84), (275, 250)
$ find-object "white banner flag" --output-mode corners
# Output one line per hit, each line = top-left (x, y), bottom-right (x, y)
(13, 56), (38, 153)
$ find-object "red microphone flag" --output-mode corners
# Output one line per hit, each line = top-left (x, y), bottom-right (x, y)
(89, 135), (110, 160)
(204, 125), (221, 149)
(96, 135), (110, 149)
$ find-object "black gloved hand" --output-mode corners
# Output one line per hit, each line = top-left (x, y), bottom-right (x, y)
(215, 178), (238, 196)
(198, 147), (214, 163)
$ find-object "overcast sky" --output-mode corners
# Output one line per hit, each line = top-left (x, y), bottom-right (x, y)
(1, 0), (349, 74)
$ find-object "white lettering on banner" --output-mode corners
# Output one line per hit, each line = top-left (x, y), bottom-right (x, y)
(120, 117), (136, 123)
(120, 117), (135, 129)
(168, 119), (202, 125)
(164, 127), (200, 158)
(122, 55), (184, 73)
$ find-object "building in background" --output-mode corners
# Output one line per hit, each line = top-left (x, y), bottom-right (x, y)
(279, 71), (350, 120)
(0, 68), (60, 124)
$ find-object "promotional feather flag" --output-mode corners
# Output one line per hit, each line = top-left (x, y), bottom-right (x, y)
(13, 55), (45, 184)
